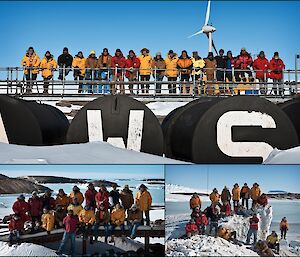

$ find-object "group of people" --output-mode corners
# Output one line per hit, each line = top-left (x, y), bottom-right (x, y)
(7, 183), (152, 256)
(185, 182), (289, 256)
(21, 46), (286, 96)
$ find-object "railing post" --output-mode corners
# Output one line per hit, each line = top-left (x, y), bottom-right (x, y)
(154, 67), (157, 97)
(192, 68), (196, 97)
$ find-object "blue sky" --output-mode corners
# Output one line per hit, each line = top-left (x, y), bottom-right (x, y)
(0, 165), (164, 180)
(0, 1), (299, 70)
(166, 165), (300, 193)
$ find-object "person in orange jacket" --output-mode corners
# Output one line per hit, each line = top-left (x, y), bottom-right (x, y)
(21, 46), (41, 94)
(250, 183), (261, 209)
(177, 50), (193, 95)
(280, 217), (288, 239)
(232, 183), (241, 210)
(190, 193), (201, 210)
(40, 51), (57, 94)
(69, 186), (84, 205)
(41, 208), (55, 234)
(136, 184), (152, 225)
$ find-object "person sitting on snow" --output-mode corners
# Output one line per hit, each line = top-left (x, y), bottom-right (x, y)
(255, 240), (275, 257)
(191, 207), (208, 234)
(246, 213), (259, 245)
(217, 226), (237, 243)
(280, 217), (288, 240)
(185, 219), (199, 238)
(266, 231), (280, 254)
(220, 200), (231, 217)
(8, 213), (24, 246)
(236, 205), (255, 217)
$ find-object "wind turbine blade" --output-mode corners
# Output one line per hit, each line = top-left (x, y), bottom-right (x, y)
(204, 0), (211, 25)
(188, 30), (203, 38)
(212, 39), (218, 55)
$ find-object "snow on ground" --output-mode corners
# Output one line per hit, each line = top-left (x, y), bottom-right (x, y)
(166, 235), (259, 256)
(146, 101), (187, 116)
(43, 101), (82, 114)
(166, 184), (209, 202)
(264, 147), (300, 164)
(0, 142), (185, 164)
(0, 241), (57, 256)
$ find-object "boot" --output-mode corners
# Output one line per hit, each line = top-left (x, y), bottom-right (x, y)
(109, 235), (114, 243)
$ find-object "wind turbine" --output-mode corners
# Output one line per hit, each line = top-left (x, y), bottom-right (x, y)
(188, 0), (218, 55)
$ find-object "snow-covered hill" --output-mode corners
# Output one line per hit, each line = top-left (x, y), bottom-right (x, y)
(166, 184), (209, 202)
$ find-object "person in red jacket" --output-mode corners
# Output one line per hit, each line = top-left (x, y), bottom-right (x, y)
(185, 219), (199, 238)
(191, 207), (208, 234)
(8, 213), (24, 246)
(56, 209), (79, 256)
(111, 49), (126, 94)
(95, 185), (110, 210)
(41, 190), (56, 210)
(269, 52), (285, 95)
(253, 51), (269, 94)
(12, 194), (30, 223)
(220, 200), (231, 217)
(258, 193), (268, 207)
(125, 50), (141, 94)
(85, 183), (97, 209)
(235, 47), (253, 82)
(28, 191), (43, 227)
(246, 213), (259, 244)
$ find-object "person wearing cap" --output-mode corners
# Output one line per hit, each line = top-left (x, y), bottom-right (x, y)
(232, 183), (241, 210)
(41, 189), (56, 210)
(78, 205), (96, 242)
(241, 183), (251, 210)
(92, 202), (110, 243)
(138, 48), (152, 94)
(120, 185), (134, 212)
(95, 184), (110, 211)
(253, 51), (269, 94)
(266, 231), (280, 253)
(28, 191), (43, 227)
(41, 207), (55, 234)
(177, 50), (193, 95)
(165, 50), (179, 94)
(56, 209), (79, 256)
(135, 184), (152, 226)
(21, 47), (41, 94)
(69, 185), (84, 205)
(185, 219), (199, 238)
(12, 195), (30, 223)
(191, 51), (205, 95)
(151, 52), (166, 94)
(67, 197), (83, 216)
(204, 52), (217, 95)
(8, 213), (24, 246)
(97, 48), (113, 94)
(189, 193), (201, 210)
(109, 183), (120, 208)
(127, 204), (142, 239)
(269, 52), (285, 95)
(85, 50), (98, 93)
(110, 203), (126, 242)
(56, 189), (70, 212)
(57, 47), (73, 80)
(250, 183), (261, 209)
(111, 49), (126, 94)
(40, 51), (57, 94)
(246, 213), (259, 244)
(72, 51), (86, 93)
(125, 50), (141, 94)
(235, 48), (253, 82)
(85, 183), (97, 209)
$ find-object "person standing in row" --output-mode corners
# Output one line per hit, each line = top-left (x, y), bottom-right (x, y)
(57, 47), (73, 80)
(253, 51), (269, 94)
(269, 52), (285, 95)
(120, 185), (134, 213)
(138, 48), (152, 94)
(85, 183), (97, 210)
(135, 184), (152, 226)
(204, 52), (217, 95)
(72, 51), (86, 93)
(98, 48), (112, 94)
(191, 51), (205, 95)
(40, 51), (57, 94)
(111, 49), (126, 94)
(165, 50), (179, 94)
(240, 183), (251, 210)
(177, 50), (193, 95)
(232, 183), (241, 210)
(151, 52), (166, 94)
(125, 50), (141, 94)
(215, 49), (227, 94)
(85, 50), (98, 93)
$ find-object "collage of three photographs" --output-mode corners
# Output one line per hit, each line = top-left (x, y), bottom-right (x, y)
(0, 0), (300, 256)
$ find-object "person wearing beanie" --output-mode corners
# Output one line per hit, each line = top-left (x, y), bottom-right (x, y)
(111, 49), (126, 94)
(21, 46), (41, 94)
(151, 51), (166, 94)
(39, 51), (57, 94)
(125, 50), (141, 94)
(253, 50), (269, 94)
(84, 50), (98, 93)
(138, 48), (152, 94)
(165, 50), (179, 94)
(97, 48), (113, 94)
(57, 47), (73, 80)
(204, 52), (217, 95)
(269, 51), (285, 95)
(72, 51), (86, 93)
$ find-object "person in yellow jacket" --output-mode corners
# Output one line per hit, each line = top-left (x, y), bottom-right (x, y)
(217, 226), (237, 242)
(280, 217), (288, 239)
(67, 197), (83, 216)
(78, 205), (95, 241)
(232, 183), (241, 209)
(138, 48), (152, 94)
(165, 50), (179, 94)
(69, 186), (84, 205)
(250, 183), (261, 208)
(191, 51), (206, 95)
(21, 47), (41, 94)
(40, 51), (57, 94)
(266, 231), (279, 253)
(72, 51), (86, 93)
(110, 203), (126, 242)
(209, 188), (220, 206)
(136, 184), (152, 226)
(41, 208), (55, 234)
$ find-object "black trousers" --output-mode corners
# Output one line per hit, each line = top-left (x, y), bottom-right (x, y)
(25, 73), (37, 92)
(140, 75), (150, 93)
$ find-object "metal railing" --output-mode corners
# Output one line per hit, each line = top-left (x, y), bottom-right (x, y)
(0, 66), (299, 98)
